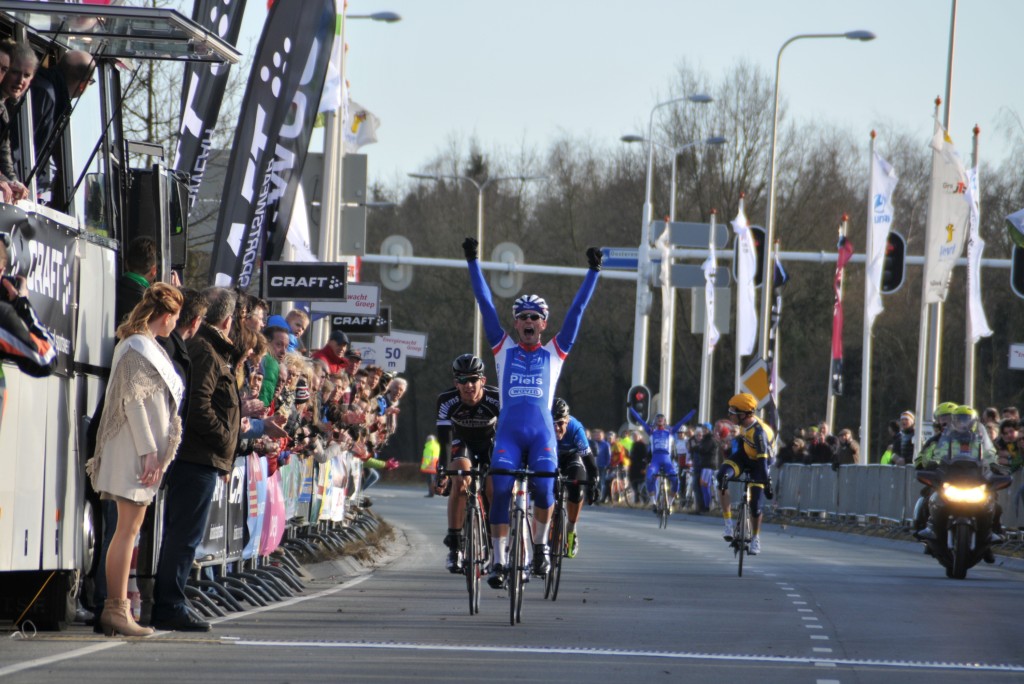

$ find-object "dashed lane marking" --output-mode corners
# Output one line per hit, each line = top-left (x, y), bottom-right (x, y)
(223, 639), (1024, 673)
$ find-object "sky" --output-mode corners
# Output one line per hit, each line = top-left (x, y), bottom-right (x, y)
(312, 0), (1022, 187)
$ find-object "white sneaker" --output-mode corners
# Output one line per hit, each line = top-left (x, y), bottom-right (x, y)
(749, 536), (761, 555)
(723, 519), (734, 540)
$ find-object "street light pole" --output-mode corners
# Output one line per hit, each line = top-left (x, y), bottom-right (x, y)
(623, 133), (727, 419)
(758, 30), (875, 363)
(409, 172), (546, 359)
(316, 8), (401, 345)
(631, 94), (713, 390)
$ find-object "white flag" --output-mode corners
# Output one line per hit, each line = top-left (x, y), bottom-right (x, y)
(318, 0), (345, 114)
(865, 151), (898, 328)
(731, 199), (757, 356)
(343, 99), (380, 152)
(702, 243), (720, 352)
(965, 167), (992, 343)
(922, 117), (970, 303)
(286, 184), (318, 263)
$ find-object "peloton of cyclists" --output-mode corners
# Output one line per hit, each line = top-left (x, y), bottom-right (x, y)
(461, 236), (601, 588)
(717, 393), (775, 555)
(552, 398), (600, 558)
(435, 354), (501, 574)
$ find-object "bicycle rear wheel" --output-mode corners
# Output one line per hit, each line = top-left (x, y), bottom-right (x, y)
(549, 504), (567, 601)
(465, 501), (483, 615)
(543, 502), (561, 599)
(508, 508), (526, 625)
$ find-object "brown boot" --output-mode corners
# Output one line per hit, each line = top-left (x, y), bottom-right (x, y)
(100, 599), (154, 637)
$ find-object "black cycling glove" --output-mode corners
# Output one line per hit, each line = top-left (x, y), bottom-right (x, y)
(462, 237), (479, 260)
(764, 481), (774, 500)
(586, 247), (603, 271)
(587, 480), (600, 505)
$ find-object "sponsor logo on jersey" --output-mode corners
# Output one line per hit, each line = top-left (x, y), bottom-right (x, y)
(509, 386), (543, 398)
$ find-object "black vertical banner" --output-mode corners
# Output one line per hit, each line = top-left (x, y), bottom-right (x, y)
(262, 4), (334, 264)
(173, 0), (248, 214)
(208, 0), (335, 289)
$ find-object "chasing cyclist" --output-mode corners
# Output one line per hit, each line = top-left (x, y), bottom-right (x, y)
(435, 354), (501, 573)
(552, 398), (600, 558)
(717, 393), (775, 555)
(461, 236), (601, 588)
(629, 408), (688, 513)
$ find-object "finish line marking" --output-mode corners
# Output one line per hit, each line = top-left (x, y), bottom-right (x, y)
(226, 639), (1024, 673)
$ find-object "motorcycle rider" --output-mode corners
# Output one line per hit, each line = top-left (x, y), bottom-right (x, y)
(912, 401), (958, 535)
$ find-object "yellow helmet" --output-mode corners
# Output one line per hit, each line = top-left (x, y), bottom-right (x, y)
(950, 405), (978, 433)
(728, 393), (757, 414)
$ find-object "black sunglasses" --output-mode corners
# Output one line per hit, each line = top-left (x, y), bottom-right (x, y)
(516, 313), (542, 321)
(455, 375), (482, 385)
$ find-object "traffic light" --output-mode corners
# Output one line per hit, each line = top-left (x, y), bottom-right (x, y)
(627, 385), (651, 424)
(881, 231), (906, 294)
(1012, 245), (1024, 299)
(732, 225), (766, 287)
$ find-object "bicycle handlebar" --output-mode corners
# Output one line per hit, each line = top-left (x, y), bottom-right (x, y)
(488, 468), (559, 478)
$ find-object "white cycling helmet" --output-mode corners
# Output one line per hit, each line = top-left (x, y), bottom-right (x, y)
(512, 294), (548, 320)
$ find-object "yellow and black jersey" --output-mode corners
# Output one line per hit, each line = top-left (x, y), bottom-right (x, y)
(735, 416), (775, 461)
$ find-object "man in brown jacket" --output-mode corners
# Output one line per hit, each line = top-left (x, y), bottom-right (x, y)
(151, 287), (239, 632)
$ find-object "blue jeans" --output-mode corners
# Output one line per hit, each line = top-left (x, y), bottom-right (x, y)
(151, 460), (220, 621)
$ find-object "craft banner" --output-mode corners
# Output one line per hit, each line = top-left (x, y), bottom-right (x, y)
(209, 0), (336, 289)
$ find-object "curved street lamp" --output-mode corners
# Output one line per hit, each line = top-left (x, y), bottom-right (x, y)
(757, 30), (876, 361)
(409, 172), (547, 359)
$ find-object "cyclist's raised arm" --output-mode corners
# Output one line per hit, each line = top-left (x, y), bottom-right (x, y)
(463, 237), (505, 349)
(554, 248), (601, 354)
(629, 406), (653, 434)
(670, 415), (690, 436)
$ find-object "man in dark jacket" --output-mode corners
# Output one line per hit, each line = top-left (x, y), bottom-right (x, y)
(114, 236), (157, 329)
(691, 424), (717, 513)
(151, 287), (239, 632)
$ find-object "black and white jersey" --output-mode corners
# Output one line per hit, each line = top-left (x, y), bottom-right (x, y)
(436, 384), (501, 460)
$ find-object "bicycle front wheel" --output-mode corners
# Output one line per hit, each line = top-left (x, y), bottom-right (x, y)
(549, 504), (567, 601)
(465, 501), (483, 615)
(658, 484), (669, 529)
(508, 508), (526, 625)
(736, 502), (749, 577)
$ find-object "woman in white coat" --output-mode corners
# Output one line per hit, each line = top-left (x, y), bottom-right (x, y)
(87, 283), (183, 636)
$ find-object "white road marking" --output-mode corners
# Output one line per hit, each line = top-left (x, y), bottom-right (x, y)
(224, 638), (1024, 673)
(0, 642), (123, 677)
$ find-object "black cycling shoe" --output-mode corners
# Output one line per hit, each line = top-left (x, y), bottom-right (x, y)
(487, 563), (507, 589)
(983, 548), (996, 564)
(531, 544), (550, 578)
(446, 547), (463, 574)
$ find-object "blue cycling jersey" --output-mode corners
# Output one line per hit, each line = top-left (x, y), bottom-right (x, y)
(556, 416), (591, 461)
(467, 259), (599, 525)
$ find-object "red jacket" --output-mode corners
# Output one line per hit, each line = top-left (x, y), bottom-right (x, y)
(312, 345), (346, 376)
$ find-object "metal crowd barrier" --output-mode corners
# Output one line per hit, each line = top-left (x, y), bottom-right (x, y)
(772, 464), (1024, 533)
(135, 445), (376, 621)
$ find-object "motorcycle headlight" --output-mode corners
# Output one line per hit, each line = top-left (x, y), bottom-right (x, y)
(941, 482), (987, 504)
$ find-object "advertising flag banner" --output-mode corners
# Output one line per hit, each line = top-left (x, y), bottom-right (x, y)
(173, 0), (248, 214)
(830, 236), (855, 396)
(702, 239), (720, 351)
(865, 152), (898, 327)
(922, 118), (970, 304)
(730, 199), (757, 356)
(965, 167), (992, 344)
(209, 0), (336, 289)
(343, 100), (380, 152)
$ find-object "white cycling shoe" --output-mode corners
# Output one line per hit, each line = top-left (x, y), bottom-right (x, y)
(722, 519), (734, 540)
(749, 536), (761, 555)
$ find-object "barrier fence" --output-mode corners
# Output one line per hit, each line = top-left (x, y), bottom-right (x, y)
(769, 464), (1024, 531)
(132, 445), (377, 621)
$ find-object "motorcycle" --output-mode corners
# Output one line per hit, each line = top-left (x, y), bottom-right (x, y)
(915, 428), (1011, 579)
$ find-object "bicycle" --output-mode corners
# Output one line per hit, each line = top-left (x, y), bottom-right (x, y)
(608, 465), (635, 506)
(441, 465), (490, 615)
(726, 473), (754, 577)
(489, 467), (556, 625)
(545, 472), (588, 602)
(653, 471), (672, 529)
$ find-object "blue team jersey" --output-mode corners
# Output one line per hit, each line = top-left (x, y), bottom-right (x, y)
(557, 416), (590, 459)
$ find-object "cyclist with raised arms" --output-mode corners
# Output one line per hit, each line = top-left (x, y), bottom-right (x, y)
(435, 354), (501, 573)
(629, 408), (688, 512)
(717, 393), (775, 555)
(552, 398), (600, 558)
(461, 236), (601, 588)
